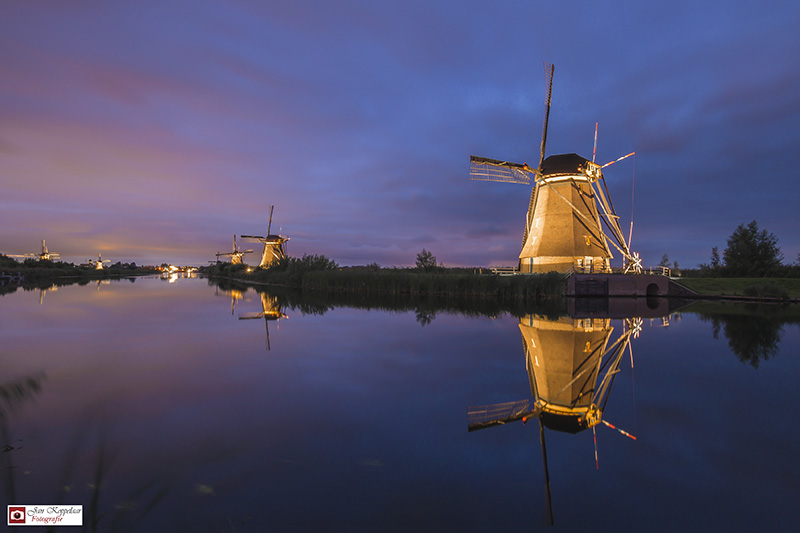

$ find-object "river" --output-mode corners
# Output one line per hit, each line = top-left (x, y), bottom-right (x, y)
(1, 275), (798, 531)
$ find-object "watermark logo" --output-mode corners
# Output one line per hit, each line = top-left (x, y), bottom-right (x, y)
(7, 505), (82, 526)
(8, 507), (25, 524)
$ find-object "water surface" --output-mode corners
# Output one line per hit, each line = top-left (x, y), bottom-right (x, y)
(1, 276), (798, 531)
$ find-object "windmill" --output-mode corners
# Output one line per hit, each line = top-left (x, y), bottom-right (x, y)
(467, 315), (640, 524)
(239, 291), (288, 350)
(469, 63), (641, 274)
(10, 240), (61, 262)
(468, 315), (638, 435)
(241, 206), (290, 268)
(216, 235), (253, 265)
(93, 253), (111, 270)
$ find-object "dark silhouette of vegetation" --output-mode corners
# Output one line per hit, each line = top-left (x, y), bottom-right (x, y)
(723, 220), (783, 276)
(690, 302), (799, 368)
(710, 247), (721, 269)
(0, 254), (157, 284)
(690, 220), (786, 277)
(207, 278), (567, 324)
(707, 312), (784, 368)
(206, 253), (567, 306)
(415, 248), (439, 272)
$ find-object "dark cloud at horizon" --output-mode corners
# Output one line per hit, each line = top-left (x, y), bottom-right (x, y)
(2, 0), (799, 268)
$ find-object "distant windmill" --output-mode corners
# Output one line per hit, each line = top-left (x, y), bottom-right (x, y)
(93, 253), (111, 270)
(241, 206), (290, 268)
(10, 240), (61, 261)
(469, 63), (641, 274)
(216, 235), (253, 265)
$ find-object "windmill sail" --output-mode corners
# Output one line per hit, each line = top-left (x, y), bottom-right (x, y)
(469, 156), (536, 185)
(216, 235), (253, 265)
(241, 206), (290, 268)
(468, 62), (639, 274)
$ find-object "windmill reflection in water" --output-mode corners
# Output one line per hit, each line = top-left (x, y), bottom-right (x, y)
(467, 312), (642, 524)
(238, 292), (288, 351)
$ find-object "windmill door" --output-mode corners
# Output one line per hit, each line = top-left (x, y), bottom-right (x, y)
(584, 256), (593, 273)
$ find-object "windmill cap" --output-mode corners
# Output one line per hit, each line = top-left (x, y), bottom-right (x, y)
(539, 410), (589, 434)
(541, 153), (592, 176)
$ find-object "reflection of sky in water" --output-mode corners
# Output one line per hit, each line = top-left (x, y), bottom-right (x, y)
(1, 277), (798, 531)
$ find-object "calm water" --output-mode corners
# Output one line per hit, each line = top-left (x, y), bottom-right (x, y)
(1, 276), (798, 531)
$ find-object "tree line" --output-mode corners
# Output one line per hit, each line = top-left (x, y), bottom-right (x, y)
(684, 220), (797, 277)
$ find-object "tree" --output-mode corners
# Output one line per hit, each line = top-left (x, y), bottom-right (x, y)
(722, 220), (783, 277)
(710, 247), (720, 269)
(415, 248), (438, 272)
(658, 254), (670, 267)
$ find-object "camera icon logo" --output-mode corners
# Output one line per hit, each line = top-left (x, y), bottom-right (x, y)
(8, 506), (26, 524)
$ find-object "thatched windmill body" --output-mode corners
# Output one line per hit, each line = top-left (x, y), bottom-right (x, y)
(241, 206), (290, 268)
(470, 63), (640, 274)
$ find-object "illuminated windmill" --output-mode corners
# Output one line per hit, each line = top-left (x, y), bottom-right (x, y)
(469, 63), (641, 274)
(93, 253), (111, 270)
(467, 315), (639, 435)
(466, 315), (640, 525)
(239, 291), (288, 350)
(216, 235), (253, 265)
(10, 240), (61, 261)
(241, 206), (290, 268)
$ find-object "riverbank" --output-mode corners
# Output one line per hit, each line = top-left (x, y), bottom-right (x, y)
(204, 263), (566, 303)
(674, 277), (800, 300)
(205, 262), (800, 303)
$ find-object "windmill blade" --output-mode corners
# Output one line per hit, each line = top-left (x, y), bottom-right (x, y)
(600, 419), (637, 440)
(469, 156), (535, 185)
(628, 221), (634, 251)
(241, 235), (266, 241)
(467, 398), (539, 431)
(538, 417), (554, 526)
(600, 152), (635, 169)
(267, 205), (274, 236)
(539, 62), (554, 168)
(592, 122), (598, 163)
(238, 312), (264, 320)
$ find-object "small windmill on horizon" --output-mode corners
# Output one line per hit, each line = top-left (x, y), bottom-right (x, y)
(241, 206), (290, 269)
(93, 253), (111, 270)
(216, 235), (253, 265)
(469, 62), (641, 274)
(9, 239), (61, 262)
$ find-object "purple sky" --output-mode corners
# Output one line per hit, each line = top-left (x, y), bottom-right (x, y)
(2, 1), (799, 268)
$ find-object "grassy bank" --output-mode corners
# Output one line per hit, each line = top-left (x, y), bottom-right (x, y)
(675, 278), (800, 299)
(1, 255), (158, 281)
(205, 261), (566, 303)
